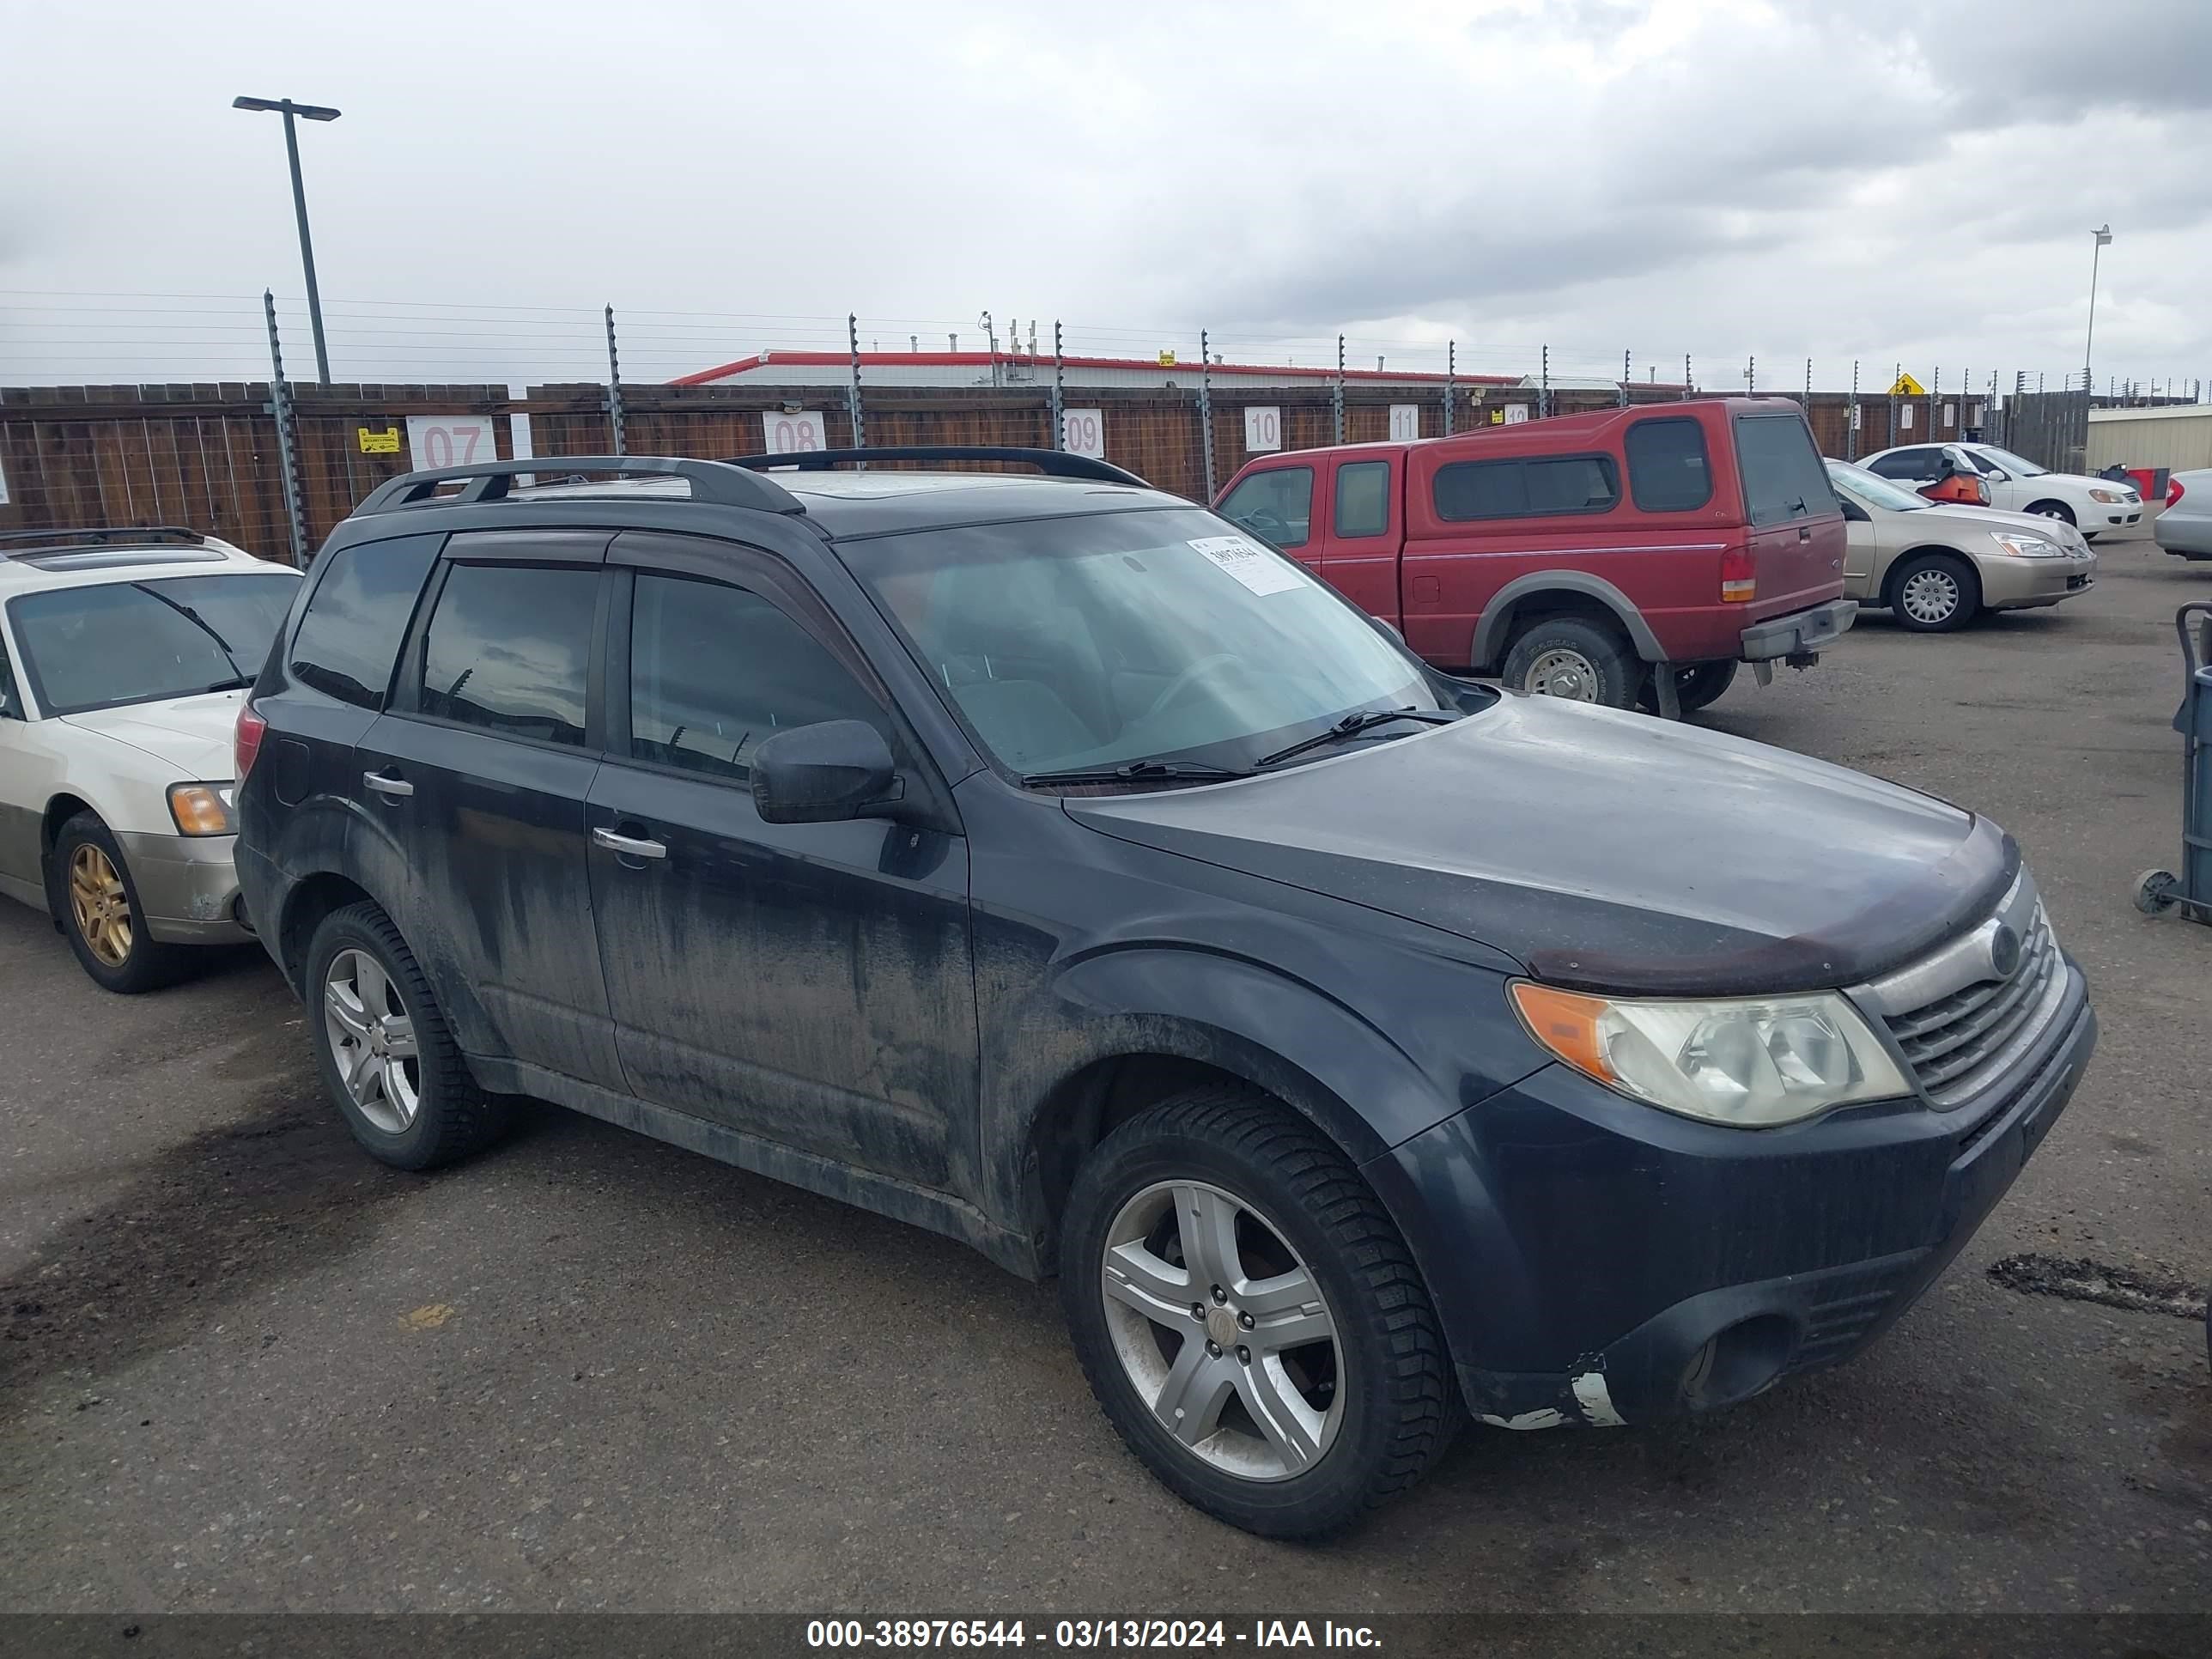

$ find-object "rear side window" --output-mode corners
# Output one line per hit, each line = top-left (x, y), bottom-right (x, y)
(1334, 461), (1391, 538)
(1866, 447), (1937, 482)
(1625, 417), (1713, 511)
(418, 562), (598, 746)
(1433, 454), (1620, 521)
(1735, 416), (1838, 526)
(1218, 466), (1314, 549)
(289, 533), (441, 708)
(629, 573), (886, 781)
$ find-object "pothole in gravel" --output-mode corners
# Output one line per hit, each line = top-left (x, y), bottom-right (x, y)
(1988, 1253), (2209, 1322)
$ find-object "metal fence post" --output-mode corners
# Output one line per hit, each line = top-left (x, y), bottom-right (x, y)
(1198, 329), (1217, 501)
(1620, 349), (1631, 409)
(1803, 357), (1811, 409)
(1747, 355), (1755, 396)
(1050, 320), (1066, 448)
(605, 304), (627, 457)
(1847, 360), (1859, 459)
(1444, 340), (1456, 435)
(1682, 354), (1691, 401)
(263, 289), (309, 567)
(1333, 335), (1346, 443)
(1888, 362), (1899, 447)
(847, 313), (866, 453)
(1540, 344), (1550, 419)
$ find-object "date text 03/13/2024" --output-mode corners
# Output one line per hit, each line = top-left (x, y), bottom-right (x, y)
(805, 1620), (1383, 1649)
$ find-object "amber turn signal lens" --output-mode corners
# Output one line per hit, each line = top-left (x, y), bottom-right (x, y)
(167, 784), (234, 837)
(1508, 981), (1618, 1085)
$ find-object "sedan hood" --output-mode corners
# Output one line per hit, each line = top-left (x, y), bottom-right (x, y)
(1905, 501), (2093, 550)
(63, 689), (245, 779)
(1069, 696), (2013, 997)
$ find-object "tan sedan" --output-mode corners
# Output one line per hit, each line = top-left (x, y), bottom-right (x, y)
(1825, 460), (2098, 632)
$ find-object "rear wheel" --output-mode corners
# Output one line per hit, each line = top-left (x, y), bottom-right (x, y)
(1639, 659), (1738, 714)
(1500, 617), (1642, 709)
(48, 813), (191, 994)
(1060, 1088), (1455, 1538)
(1887, 552), (1981, 632)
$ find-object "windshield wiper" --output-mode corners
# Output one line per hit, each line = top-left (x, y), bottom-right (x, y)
(1255, 708), (1457, 769)
(132, 583), (247, 681)
(201, 675), (255, 693)
(1022, 759), (1254, 787)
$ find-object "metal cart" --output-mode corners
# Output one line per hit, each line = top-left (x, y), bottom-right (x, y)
(2135, 600), (2212, 923)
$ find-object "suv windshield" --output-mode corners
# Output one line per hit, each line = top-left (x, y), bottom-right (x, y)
(9, 572), (298, 716)
(1972, 445), (2046, 477)
(1826, 460), (1929, 513)
(842, 507), (1467, 780)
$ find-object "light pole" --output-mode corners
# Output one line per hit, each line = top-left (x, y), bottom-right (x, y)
(2083, 223), (2112, 403)
(233, 95), (341, 383)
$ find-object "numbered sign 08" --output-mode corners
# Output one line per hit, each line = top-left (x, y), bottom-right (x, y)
(404, 416), (496, 471)
(1061, 409), (1105, 459)
(1243, 406), (1282, 453)
(762, 411), (828, 455)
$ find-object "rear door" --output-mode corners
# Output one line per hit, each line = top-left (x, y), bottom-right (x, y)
(1731, 411), (1847, 618)
(1316, 452), (1403, 623)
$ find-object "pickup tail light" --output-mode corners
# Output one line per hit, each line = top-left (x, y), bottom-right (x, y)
(2171, 477), (2188, 508)
(234, 702), (268, 781)
(1720, 544), (1756, 604)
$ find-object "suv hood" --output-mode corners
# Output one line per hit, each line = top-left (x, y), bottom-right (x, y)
(62, 689), (244, 779)
(1068, 696), (2013, 997)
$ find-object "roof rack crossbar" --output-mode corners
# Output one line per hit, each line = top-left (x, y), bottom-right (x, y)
(352, 457), (807, 517)
(0, 526), (208, 550)
(723, 446), (1147, 487)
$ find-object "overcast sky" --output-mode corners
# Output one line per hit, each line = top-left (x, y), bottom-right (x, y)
(3, 0), (2208, 392)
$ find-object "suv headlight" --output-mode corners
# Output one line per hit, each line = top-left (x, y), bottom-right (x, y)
(167, 782), (236, 836)
(1510, 981), (1911, 1127)
(1990, 530), (2063, 557)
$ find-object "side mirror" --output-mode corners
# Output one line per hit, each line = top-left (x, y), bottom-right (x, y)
(750, 720), (900, 825)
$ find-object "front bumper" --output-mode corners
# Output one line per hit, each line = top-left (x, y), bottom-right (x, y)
(1366, 963), (2094, 1430)
(1980, 550), (2098, 610)
(115, 830), (252, 944)
(1740, 599), (1856, 662)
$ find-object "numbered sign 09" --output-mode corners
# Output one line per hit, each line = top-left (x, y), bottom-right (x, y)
(1243, 406), (1283, 453)
(762, 411), (828, 455)
(1060, 409), (1105, 459)
(404, 416), (497, 471)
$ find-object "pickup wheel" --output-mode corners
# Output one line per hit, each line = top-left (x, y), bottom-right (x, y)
(1501, 617), (1642, 709)
(1638, 660), (1739, 714)
(1060, 1088), (1455, 1538)
(1886, 551), (1981, 632)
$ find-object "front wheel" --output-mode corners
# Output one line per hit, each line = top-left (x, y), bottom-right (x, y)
(1500, 617), (1642, 708)
(2026, 500), (2076, 527)
(1887, 552), (1981, 632)
(1060, 1089), (1455, 1538)
(48, 813), (191, 994)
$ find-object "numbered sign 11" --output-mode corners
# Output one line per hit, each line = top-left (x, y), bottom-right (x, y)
(762, 411), (828, 454)
(404, 416), (497, 471)
(1243, 406), (1282, 453)
(1388, 404), (1420, 441)
(1061, 409), (1105, 459)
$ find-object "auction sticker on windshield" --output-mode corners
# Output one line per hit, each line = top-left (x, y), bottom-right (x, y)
(1188, 534), (1306, 597)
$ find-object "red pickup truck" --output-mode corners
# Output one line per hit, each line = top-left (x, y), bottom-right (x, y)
(1213, 397), (1856, 714)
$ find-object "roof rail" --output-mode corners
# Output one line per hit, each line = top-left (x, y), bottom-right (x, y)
(352, 457), (807, 517)
(0, 526), (208, 554)
(725, 446), (1149, 487)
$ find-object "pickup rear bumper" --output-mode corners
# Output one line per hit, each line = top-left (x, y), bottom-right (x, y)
(1740, 599), (1857, 662)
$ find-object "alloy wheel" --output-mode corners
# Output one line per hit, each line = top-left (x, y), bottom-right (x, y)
(68, 844), (132, 967)
(1899, 568), (1962, 625)
(323, 948), (422, 1134)
(1523, 647), (1601, 701)
(1099, 1179), (1343, 1480)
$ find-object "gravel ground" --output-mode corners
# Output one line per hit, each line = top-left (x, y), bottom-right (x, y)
(0, 526), (2206, 1616)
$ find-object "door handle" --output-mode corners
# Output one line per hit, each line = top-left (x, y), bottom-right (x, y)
(362, 771), (414, 799)
(1798, 526), (1813, 542)
(592, 826), (667, 860)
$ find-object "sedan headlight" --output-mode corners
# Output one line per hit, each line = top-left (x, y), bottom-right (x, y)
(2087, 489), (2129, 504)
(1990, 531), (2063, 557)
(1510, 981), (1911, 1127)
(167, 782), (236, 837)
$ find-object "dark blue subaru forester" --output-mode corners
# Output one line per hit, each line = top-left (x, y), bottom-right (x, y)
(234, 449), (2095, 1538)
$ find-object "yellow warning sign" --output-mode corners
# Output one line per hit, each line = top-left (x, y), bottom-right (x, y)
(1157, 349), (1177, 368)
(1887, 374), (1927, 398)
(358, 426), (401, 454)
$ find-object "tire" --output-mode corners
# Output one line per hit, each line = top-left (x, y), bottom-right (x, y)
(2026, 500), (2076, 527)
(1499, 616), (1643, 709)
(2135, 869), (2181, 917)
(304, 901), (513, 1170)
(1638, 659), (1738, 714)
(1886, 551), (1981, 633)
(47, 812), (191, 994)
(1060, 1087), (1455, 1538)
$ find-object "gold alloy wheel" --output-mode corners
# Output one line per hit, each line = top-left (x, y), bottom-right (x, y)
(68, 843), (133, 967)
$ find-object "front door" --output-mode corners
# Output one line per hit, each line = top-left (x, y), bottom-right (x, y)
(586, 537), (977, 1194)
(356, 530), (623, 1087)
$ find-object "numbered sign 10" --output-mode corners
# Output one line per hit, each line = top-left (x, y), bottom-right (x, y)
(1243, 406), (1282, 453)
(1388, 404), (1420, 441)
(762, 411), (828, 454)
(404, 416), (497, 471)
(1061, 409), (1105, 459)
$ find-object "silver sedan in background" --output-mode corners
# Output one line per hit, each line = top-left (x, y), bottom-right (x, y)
(2155, 470), (2212, 562)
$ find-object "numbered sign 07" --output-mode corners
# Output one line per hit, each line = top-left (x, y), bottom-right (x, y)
(762, 411), (828, 455)
(404, 416), (497, 471)
(1060, 409), (1105, 459)
(1243, 406), (1283, 453)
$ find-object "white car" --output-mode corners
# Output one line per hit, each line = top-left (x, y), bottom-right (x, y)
(0, 529), (301, 990)
(1858, 441), (2143, 538)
